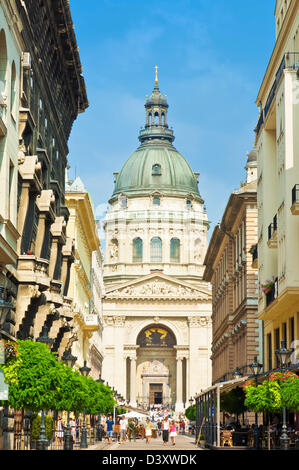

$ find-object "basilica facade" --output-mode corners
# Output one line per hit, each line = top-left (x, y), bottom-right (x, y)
(101, 75), (212, 412)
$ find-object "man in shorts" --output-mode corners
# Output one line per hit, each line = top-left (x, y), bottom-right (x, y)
(119, 415), (128, 443)
(105, 415), (114, 444)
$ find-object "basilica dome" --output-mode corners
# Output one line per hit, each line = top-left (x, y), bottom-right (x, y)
(110, 76), (201, 202)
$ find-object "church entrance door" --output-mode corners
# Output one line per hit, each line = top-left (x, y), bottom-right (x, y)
(149, 383), (163, 404)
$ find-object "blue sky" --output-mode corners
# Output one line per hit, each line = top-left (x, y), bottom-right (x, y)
(68, 0), (276, 238)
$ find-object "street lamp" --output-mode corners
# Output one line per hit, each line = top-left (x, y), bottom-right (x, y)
(62, 349), (77, 450)
(36, 324), (54, 450)
(232, 367), (243, 380)
(250, 356), (263, 450)
(189, 397), (194, 406)
(79, 360), (91, 448)
(275, 340), (294, 450)
(96, 374), (104, 441)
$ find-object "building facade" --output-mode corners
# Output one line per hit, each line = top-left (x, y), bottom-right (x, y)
(0, 0), (88, 449)
(101, 75), (212, 412)
(0, 0), (22, 341)
(65, 176), (103, 379)
(255, 0), (299, 371)
(203, 150), (261, 384)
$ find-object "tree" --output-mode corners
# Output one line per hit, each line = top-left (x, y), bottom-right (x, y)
(221, 387), (246, 416)
(0, 339), (116, 415)
(0, 340), (63, 411)
(185, 405), (196, 421)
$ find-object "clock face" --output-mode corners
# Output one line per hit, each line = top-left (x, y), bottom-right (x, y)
(138, 326), (176, 348)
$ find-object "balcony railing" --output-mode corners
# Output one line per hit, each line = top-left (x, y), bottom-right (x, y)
(291, 184), (299, 214)
(265, 277), (279, 307)
(256, 52), (299, 137)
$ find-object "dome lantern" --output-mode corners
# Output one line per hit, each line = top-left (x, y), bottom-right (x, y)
(110, 70), (202, 202)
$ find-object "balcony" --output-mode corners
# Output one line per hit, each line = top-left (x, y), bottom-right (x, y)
(265, 277), (278, 308)
(17, 255), (50, 290)
(291, 184), (299, 215)
(267, 214), (277, 248)
(255, 52), (299, 137)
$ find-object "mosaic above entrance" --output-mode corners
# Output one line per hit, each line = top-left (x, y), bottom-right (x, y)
(137, 326), (176, 348)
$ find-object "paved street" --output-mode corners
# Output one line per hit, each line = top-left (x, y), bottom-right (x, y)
(87, 433), (203, 451)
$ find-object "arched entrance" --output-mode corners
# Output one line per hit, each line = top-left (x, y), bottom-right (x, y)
(135, 324), (178, 409)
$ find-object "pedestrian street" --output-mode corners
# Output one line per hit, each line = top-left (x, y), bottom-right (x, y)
(88, 433), (203, 451)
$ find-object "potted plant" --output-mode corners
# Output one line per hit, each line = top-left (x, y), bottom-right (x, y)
(30, 414), (55, 449)
(260, 277), (274, 295)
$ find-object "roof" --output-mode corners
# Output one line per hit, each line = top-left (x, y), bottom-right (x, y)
(111, 142), (201, 201)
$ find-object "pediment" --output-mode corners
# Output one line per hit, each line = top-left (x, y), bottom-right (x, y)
(104, 273), (211, 301)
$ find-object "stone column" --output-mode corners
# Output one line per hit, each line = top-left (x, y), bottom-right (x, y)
(130, 356), (137, 407)
(175, 357), (184, 412)
(186, 356), (190, 403)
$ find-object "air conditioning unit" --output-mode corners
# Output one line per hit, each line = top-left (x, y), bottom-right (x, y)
(23, 52), (31, 69)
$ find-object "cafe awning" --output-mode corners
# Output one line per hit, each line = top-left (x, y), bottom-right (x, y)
(194, 376), (249, 448)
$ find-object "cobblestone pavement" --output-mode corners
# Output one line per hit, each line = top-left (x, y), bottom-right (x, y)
(87, 433), (204, 451)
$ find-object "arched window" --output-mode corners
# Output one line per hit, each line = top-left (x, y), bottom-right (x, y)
(152, 164), (161, 176)
(161, 113), (165, 125)
(10, 61), (16, 116)
(186, 199), (192, 209)
(154, 111), (159, 125)
(133, 237), (143, 263)
(170, 238), (180, 263)
(0, 29), (8, 96)
(151, 237), (162, 262)
(148, 112), (152, 125)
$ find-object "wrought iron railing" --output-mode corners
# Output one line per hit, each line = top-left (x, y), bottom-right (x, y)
(256, 52), (299, 137)
(292, 184), (299, 205)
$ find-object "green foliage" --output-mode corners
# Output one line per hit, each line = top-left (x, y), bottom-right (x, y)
(0, 339), (116, 414)
(185, 405), (196, 421)
(116, 406), (127, 416)
(30, 414), (55, 441)
(220, 387), (246, 415)
(243, 372), (299, 413)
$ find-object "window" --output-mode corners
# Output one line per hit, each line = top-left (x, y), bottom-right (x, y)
(267, 333), (272, 371)
(152, 164), (161, 176)
(0, 29), (8, 96)
(10, 61), (16, 117)
(151, 237), (162, 262)
(153, 196), (160, 205)
(133, 237), (143, 263)
(170, 238), (180, 263)
(186, 199), (192, 209)
(275, 328), (280, 368)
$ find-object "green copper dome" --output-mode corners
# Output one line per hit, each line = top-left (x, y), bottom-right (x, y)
(110, 77), (201, 201)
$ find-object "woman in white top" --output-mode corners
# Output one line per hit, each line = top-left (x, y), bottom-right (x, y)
(145, 418), (152, 444)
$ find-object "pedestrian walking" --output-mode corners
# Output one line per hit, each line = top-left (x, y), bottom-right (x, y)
(56, 416), (64, 450)
(162, 416), (169, 445)
(105, 415), (114, 444)
(119, 415), (128, 443)
(145, 418), (152, 444)
(170, 420), (177, 446)
(69, 416), (76, 440)
(157, 419), (162, 437)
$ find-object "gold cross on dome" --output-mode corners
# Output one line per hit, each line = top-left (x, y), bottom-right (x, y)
(155, 65), (158, 84)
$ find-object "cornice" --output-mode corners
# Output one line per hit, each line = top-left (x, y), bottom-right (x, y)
(256, 0), (298, 105)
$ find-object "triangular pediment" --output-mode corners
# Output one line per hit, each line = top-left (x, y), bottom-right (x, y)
(104, 273), (211, 301)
